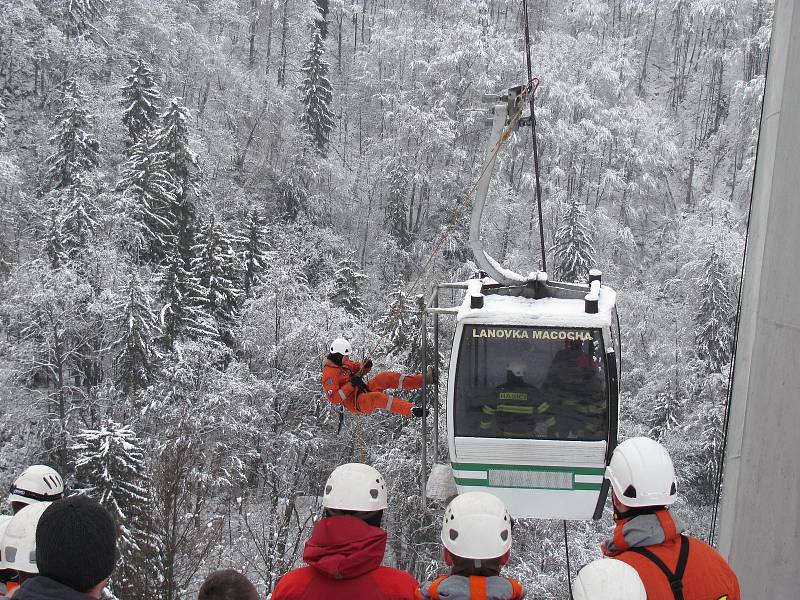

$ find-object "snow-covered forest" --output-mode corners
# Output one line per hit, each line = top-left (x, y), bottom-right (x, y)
(0, 0), (771, 598)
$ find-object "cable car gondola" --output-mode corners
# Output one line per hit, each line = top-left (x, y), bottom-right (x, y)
(422, 86), (620, 520)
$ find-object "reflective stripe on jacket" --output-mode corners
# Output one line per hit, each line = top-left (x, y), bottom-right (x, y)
(420, 574), (524, 600)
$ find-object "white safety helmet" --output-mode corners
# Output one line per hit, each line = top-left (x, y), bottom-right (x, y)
(9, 465), (64, 508)
(573, 559), (647, 600)
(329, 337), (353, 356)
(0, 516), (11, 569)
(441, 492), (512, 560)
(605, 437), (678, 508)
(1, 502), (51, 574)
(323, 463), (388, 512)
(506, 360), (527, 378)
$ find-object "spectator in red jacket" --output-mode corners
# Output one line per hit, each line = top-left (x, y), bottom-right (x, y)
(272, 463), (421, 600)
(601, 437), (740, 600)
(322, 337), (433, 417)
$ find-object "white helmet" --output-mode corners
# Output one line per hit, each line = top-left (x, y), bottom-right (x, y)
(1, 502), (51, 574)
(441, 492), (512, 560)
(0, 516), (11, 569)
(9, 465), (64, 508)
(605, 437), (678, 508)
(329, 337), (352, 356)
(506, 360), (527, 378)
(323, 463), (388, 512)
(573, 559), (647, 600)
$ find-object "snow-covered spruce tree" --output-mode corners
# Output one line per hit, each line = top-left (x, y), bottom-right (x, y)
(329, 255), (367, 318)
(153, 99), (200, 259)
(694, 247), (735, 373)
(121, 59), (162, 149)
(298, 22), (335, 156)
(45, 80), (100, 190)
(191, 216), (242, 348)
(0, 96), (6, 139)
(238, 209), (271, 297)
(313, 0), (329, 39)
(72, 418), (158, 599)
(278, 176), (307, 222)
(45, 200), (68, 269)
(384, 158), (411, 249)
(156, 249), (218, 349)
(551, 197), (595, 283)
(59, 175), (98, 257)
(113, 271), (160, 395)
(117, 136), (177, 264)
(381, 281), (440, 374)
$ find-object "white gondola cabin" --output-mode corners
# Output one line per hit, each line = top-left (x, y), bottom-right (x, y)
(442, 274), (619, 520)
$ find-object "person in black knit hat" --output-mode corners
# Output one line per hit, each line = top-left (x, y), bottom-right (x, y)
(14, 495), (118, 600)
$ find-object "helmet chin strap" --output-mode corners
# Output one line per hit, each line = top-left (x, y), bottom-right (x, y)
(613, 504), (665, 522)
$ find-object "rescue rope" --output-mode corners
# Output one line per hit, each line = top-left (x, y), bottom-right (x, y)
(360, 79), (538, 368)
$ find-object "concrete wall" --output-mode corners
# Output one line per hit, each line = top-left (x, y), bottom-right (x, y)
(717, 0), (800, 595)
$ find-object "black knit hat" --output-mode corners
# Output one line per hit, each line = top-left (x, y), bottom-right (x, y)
(36, 496), (118, 592)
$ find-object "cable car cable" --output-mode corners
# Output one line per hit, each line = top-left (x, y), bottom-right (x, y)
(707, 122), (760, 546)
(563, 520), (573, 598)
(521, 0), (548, 272)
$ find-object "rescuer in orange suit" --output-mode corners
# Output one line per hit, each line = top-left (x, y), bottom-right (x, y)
(322, 338), (433, 418)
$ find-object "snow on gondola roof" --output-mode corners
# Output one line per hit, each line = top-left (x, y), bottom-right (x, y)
(455, 284), (617, 328)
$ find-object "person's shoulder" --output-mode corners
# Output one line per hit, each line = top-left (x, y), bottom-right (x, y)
(272, 566), (316, 599)
(371, 566), (420, 598)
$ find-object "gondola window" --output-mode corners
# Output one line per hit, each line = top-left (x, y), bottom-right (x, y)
(454, 325), (607, 441)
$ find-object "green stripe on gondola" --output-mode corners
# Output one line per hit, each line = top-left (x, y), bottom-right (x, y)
(454, 477), (603, 491)
(452, 463), (604, 475)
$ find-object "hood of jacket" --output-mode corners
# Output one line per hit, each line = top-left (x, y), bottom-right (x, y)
(602, 508), (686, 555)
(13, 576), (97, 600)
(303, 515), (387, 580)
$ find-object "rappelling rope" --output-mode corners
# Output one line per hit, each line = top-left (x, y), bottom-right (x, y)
(359, 78), (538, 368)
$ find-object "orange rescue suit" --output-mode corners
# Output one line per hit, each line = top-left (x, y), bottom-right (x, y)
(605, 509), (740, 600)
(322, 355), (422, 417)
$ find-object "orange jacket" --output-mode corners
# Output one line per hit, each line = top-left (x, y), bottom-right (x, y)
(604, 509), (739, 600)
(322, 355), (371, 409)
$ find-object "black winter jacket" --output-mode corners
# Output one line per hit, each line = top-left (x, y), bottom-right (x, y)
(13, 576), (98, 600)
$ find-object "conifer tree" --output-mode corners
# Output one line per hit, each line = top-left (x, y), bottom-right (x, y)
(113, 271), (160, 394)
(694, 248), (735, 373)
(154, 99), (200, 259)
(298, 23), (335, 156)
(239, 209), (271, 297)
(385, 158), (410, 248)
(117, 137), (177, 264)
(45, 201), (68, 269)
(45, 80), (100, 190)
(122, 59), (162, 149)
(59, 175), (98, 256)
(383, 287), (440, 373)
(551, 197), (595, 282)
(191, 216), (242, 348)
(0, 96), (6, 140)
(330, 255), (367, 318)
(278, 177), (307, 222)
(156, 250), (218, 349)
(72, 418), (157, 598)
